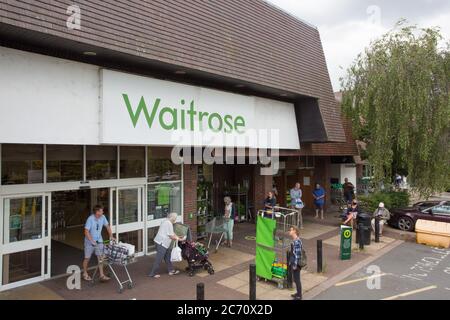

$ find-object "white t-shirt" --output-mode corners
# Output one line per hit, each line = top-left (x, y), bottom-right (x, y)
(154, 219), (175, 249)
(225, 203), (233, 218)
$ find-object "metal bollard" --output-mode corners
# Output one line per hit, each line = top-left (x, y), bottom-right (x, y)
(249, 264), (256, 300)
(197, 283), (205, 300)
(317, 240), (323, 273)
(375, 216), (380, 243)
(358, 223), (364, 250)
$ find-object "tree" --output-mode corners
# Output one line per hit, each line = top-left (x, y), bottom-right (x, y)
(341, 21), (450, 198)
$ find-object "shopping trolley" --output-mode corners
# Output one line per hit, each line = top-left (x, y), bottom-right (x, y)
(205, 217), (229, 253)
(91, 240), (135, 294)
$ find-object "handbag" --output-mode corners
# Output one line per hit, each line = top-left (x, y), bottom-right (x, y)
(295, 198), (304, 209)
(170, 241), (183, 262)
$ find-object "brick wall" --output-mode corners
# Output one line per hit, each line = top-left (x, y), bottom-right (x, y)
(183, 164), (198, 240)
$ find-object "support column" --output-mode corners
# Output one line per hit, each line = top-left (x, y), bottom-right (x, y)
(252, 165), (273, 213)
(183, 164), (198, 240)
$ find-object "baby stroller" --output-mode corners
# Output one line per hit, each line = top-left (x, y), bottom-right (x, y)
(179, 241), (215, 277)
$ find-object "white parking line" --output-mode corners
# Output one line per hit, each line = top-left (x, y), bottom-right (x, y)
(382, 285), (437, 300)
(335, 273), (389, 287)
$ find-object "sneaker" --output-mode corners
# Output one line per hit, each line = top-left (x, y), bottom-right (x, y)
(169, 270), (180, 276)
(148, 274), (161, 279)
(291, 293), (299, 298)
(293, 296), (303, 300)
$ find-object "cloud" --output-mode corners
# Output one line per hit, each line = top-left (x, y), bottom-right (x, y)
(266, 0), (450, 91)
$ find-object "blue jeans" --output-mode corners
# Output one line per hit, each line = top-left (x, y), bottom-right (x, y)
(149, 243), (174, 276)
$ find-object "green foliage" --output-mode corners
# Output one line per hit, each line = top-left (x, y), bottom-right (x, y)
(341, 21), (450, 198)
(358, 191), (410, 212)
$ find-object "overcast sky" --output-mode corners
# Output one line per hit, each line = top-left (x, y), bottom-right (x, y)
(266, 0), (450, 91)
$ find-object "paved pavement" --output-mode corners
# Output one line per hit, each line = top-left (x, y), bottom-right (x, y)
(0, 209), (412, 300)
(314, 242), (450, 300)
(429, 192), (450, 202)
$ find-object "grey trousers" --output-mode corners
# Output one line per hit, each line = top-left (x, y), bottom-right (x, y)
(149, 243), (174, 276)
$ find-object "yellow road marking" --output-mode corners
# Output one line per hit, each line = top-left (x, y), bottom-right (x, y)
(382, 285), (437, 300)
(335, 273), (389, 287)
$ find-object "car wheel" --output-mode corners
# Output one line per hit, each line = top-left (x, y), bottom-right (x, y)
(398, 216), (414, 232)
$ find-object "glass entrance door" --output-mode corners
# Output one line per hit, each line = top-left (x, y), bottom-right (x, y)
(110, 187), (144, 256)
(0, 194), (51, 291)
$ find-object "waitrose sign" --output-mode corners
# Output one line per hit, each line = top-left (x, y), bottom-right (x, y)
(122, 94), (246, 134)
(101, 69), (300, 149)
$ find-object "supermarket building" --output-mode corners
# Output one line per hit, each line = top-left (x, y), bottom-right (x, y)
(0, 1), (358, 291)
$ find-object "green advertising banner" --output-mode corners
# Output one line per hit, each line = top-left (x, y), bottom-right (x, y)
(340, 225), (353, 260)
(256, 215), (276, 248)
(255, 246), (276, 280)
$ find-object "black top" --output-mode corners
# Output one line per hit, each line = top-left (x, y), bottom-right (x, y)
(264, 197), (276, 209)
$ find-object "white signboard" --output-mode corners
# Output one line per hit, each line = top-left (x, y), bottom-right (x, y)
(101, 69), (300, 149)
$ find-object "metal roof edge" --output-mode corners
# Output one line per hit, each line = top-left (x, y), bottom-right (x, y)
(261, 0), (318, 30)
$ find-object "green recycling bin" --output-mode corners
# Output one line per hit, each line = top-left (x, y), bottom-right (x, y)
(340, 225), (353, 260)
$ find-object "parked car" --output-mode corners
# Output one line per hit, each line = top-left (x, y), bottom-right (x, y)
(389, 201), (450, 232)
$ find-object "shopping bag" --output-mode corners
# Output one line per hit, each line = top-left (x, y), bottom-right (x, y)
(118, 242), (135, 256)
(171, 241), (183, 262)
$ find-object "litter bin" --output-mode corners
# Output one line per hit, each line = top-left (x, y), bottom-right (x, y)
(356, 212), (371, 245)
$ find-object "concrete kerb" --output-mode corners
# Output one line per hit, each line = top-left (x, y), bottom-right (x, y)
(303, 239), (404, 300)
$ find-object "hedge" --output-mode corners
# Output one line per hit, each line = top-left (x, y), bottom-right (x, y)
(358, 191), (410, 213)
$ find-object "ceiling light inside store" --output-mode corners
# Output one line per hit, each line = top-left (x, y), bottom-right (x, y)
(83, 51), (97, 56)
(175, 70), (187, 75)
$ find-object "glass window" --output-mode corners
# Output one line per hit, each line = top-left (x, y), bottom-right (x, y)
(118, 189), (139, 224)
(46, 145), (83, 182)
(86, 146), (117, 180)
(3, 249), (42, 285)
(433, 204), (450, 215)
(120, 147), (145, 179)
(148, 147), (181, 182)
(147, 182), (182, 221)
(1, 144), (43, 185)
(299, 156), (315, 169)
(147, 227), (158, 253)
(4, 197), (43, 244)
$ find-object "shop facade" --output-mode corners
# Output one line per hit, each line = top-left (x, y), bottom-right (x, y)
(0, 0), (349, 291)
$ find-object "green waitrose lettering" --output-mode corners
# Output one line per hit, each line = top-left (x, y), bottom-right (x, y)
(123, 94), (246, 134)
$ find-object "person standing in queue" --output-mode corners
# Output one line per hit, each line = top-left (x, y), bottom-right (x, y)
(289, 226), (303, 300)
(313, 183), (326, 220)
(263, 191), (277, 219)
(82, 205), (114, 282)
(223, 197), (236, 248)
(343, 178), (355, 203)
(290, 183), (304, 229)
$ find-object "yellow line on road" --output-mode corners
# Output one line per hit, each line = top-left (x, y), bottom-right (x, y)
(382, 286), (437, 300)
(335, 273), (389, 287)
